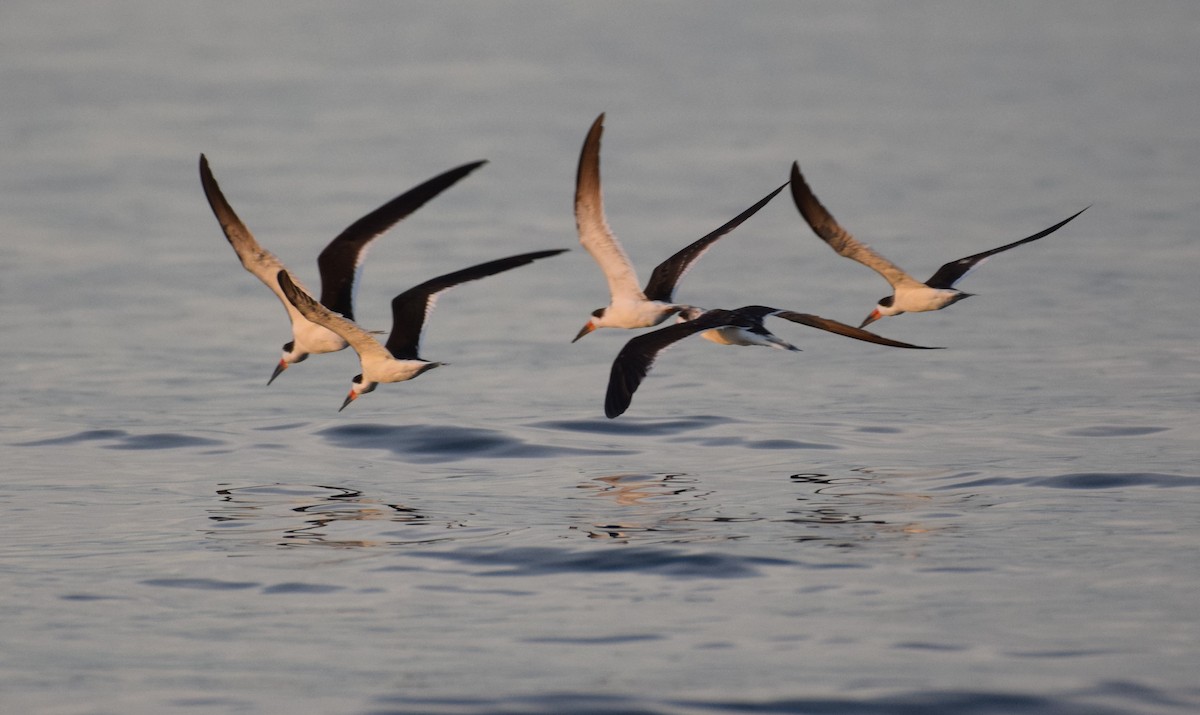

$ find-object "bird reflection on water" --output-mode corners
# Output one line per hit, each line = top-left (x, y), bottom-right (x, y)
(575, 472), (709, 541)
(785, 470), (963, 547)
(208, 484), (440, 549)
(566, 469), (964, 546)
(203, 470), (966, 550)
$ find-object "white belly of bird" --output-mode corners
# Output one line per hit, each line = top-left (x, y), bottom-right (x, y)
(604, 299), (679, 329)
(700, 326), (797, 351)
(293, 320), (350, 355)
(699, 327), (749, 346)
(366, 358), (442, 385)
(893, 286), (962, 314)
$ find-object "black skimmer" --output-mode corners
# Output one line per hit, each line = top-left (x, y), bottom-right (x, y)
(789, 161), (1089, 327)
(605, 305), (938, 418)
(199, 154), (486, 383)
(276, 248), (566, 410)
(572, 113), (788, 341)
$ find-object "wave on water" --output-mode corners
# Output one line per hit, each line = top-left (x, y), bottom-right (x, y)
(672, 434), (839, 450)
(140, 577), (259, 590)
(529, 414), (733, 436)
(367, 680), (1195, 715)
(14, 429), (224, 450)
(138, 577), (349, 595)
(317, 423), (630, 463)
(395, 545), (793, 579)
(1059, 425), (1170, 437)
(938, 472), (1200, 490)
(531, 415), (840, 449)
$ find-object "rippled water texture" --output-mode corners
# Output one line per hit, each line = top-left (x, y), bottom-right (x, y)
(3, 2), (1198, 714)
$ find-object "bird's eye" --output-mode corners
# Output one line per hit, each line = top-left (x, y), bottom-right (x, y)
(352, 375), (364, 385)
(282, 341), (295, 352)
(591, 308), (605, 319)
(878, 296), (894, 308)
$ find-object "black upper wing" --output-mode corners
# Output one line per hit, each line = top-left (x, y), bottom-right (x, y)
(317, 160), (488, 318)
(923, 206), (1089, 289)
(604, 309), (744, 418)
(773, 311), (940, 349)
(383, 248), (567, 359)
(642, 182), (788, 303)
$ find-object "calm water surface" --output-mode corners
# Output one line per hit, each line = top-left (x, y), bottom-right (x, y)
(2, 2), (1198, 713)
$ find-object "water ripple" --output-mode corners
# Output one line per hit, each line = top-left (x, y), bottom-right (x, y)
(317, 423), (626, 463)
(673, 687), (1171, 714)
(520, 634), (664, 645)
(140, 577), (259, 590)
(1061, 425), (1170, 437)
(14, 429), (224, 450)
(401, 546), (792, 579)
(366, 693), (668, 715)
(14, 429), (128, 446)
(105, 433), (225, 450)
(530, 415), (732, 436)
(366, 681), (1195, 715)
(673, 435), (838, 450)
(140, 577), (350, 595)
(260, 582), (347, 595)
(943, 472), (1200, 490)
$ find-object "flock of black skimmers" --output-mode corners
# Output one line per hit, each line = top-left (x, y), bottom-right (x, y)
(200, 113), (1087, 418)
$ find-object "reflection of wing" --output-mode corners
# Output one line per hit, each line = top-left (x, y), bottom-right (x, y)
(576, 113), (645, 303)
(383, 249), (567, 359)
(643, 181), (788, 303)
(773, 311), (940, 349)
(923, 206), (1089, 289)
(317, 160), (487, 319)
(200, 154), (311, 328)
(605, 310), (738, 418)
(790, 161), (922, 291)
(277, 270), (392, 364)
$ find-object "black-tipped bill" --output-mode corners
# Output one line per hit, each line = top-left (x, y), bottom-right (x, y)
(267, 360), (288, 385)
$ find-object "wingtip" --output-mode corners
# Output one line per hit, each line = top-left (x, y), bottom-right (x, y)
(585, 113), (606, 144)
(788, 161), (814, 211)
(604, 399), (626, 419)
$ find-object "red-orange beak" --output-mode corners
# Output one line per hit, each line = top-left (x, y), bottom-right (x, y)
(338, 390), (358, 412)
(859, 309), (882, 329)
(572, 321), (596, 343)
(267, 359), (288, 385)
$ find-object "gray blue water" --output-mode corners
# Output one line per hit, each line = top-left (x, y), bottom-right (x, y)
(3, 2), (1198, 713)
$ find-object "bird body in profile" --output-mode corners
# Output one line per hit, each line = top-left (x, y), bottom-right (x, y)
(789, 161), (1088, 327)
(277, 248), (566, 410)
(572, 113), (787, 341)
